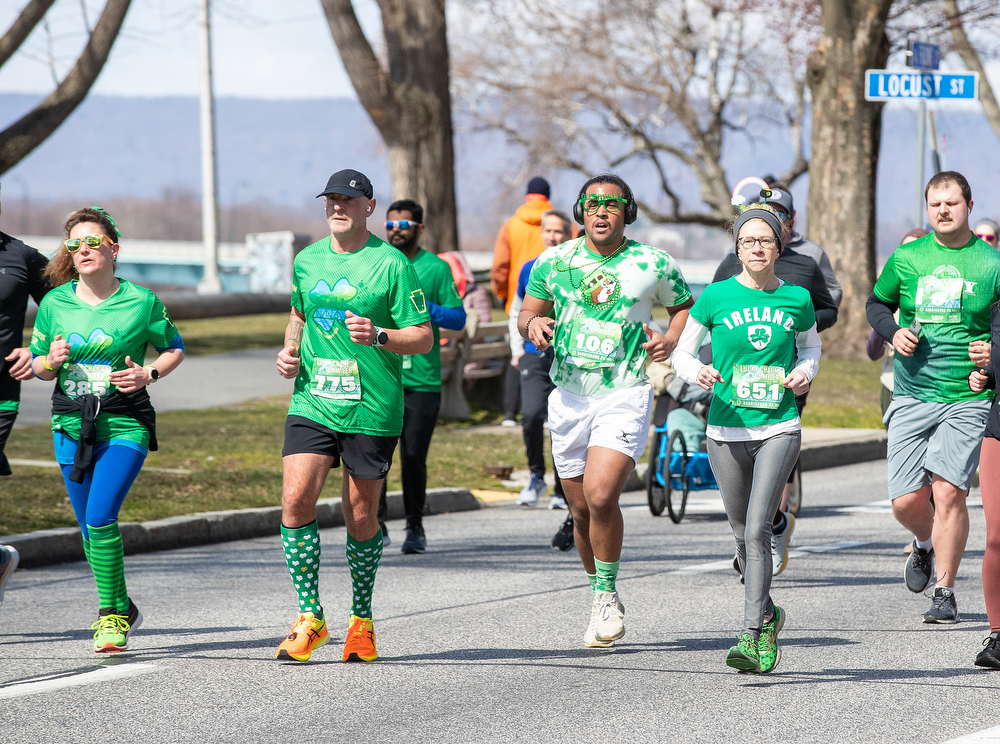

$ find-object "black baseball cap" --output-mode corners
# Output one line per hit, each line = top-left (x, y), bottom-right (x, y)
(317, 169), (374, 199)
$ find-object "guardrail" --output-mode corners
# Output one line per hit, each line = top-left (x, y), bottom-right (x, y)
(25, 292), (291, 325)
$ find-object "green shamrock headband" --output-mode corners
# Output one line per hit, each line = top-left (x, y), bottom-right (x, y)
(90, 206), (121, 238)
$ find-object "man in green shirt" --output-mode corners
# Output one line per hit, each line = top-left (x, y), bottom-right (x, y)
(376, 199), (465, 554)
(274, 170), (432, 663)
(519, 174), (693, 647)
(867, 171), (1000, 625)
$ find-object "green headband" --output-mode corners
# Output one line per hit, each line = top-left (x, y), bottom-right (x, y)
(90, 206), (121, 238)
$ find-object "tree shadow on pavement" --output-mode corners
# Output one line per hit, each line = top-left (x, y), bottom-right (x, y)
(738, 665), (995, 690)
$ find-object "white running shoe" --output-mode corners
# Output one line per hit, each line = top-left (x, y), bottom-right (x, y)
(501, 419), (518, 428)
(549, 494), (568, 510)
(771, 511), (795, 576)
(593, 590), (626, 642)
(0, 545), (19, 606)
(584, 598), (615, 648)
(516, 474), (546, 506)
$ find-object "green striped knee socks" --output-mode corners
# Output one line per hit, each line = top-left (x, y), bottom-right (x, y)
(86, 523), (129, 613)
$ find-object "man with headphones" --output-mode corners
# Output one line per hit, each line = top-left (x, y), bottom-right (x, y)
(274, 169), (433, 664)
(518, 174), (694, 647)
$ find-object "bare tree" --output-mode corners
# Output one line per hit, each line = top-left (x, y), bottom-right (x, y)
(318, 0), (459, 254)
(941, 0), (1000, 142)
(455, 0), (820, 227)
(0, 0), (133, 175)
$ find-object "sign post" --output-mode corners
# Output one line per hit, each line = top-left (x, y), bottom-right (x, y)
(865, 42), (980, 228)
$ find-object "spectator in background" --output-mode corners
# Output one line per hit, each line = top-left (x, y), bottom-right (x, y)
(975, 219), (1000, 249)
(867, 228), (929, 419)
(492, 176), (554, 426)
(509, 210), (570, 508)
(439, 251), (492, 380)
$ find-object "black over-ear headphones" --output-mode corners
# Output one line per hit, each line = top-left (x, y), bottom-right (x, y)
(573, 177), (639, 225)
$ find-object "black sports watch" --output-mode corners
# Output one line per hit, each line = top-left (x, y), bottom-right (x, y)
(372, 327), (389, 348)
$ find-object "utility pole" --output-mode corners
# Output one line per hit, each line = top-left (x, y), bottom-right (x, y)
(197, 0), (222, 294)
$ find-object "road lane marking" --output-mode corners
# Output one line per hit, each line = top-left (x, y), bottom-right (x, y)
(670, 541), (869, 574)
(943, 724), (1000, 743)
(0, 663), (157, 700)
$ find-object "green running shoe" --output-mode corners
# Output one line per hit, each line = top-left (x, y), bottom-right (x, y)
(726, 633), (760, 672)
(759, 605), (785, 673)
(92, 601), (141, 653)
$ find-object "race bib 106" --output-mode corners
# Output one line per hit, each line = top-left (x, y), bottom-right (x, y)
(730, 364), (785, 410)
(564, 316), (623, 368)
(309, 358), (362, 400)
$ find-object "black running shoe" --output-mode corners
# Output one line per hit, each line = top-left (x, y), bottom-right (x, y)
(904, 540), (934, 593)
(551, 515), (574, 552)
(923, 587), (958, 624)
(401, 526), (426, 554)
(975, 632), (1000, 669)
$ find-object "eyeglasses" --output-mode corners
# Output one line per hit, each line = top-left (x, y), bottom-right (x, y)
(737, 236), (778, 250)
(385, 220), (420, 230)
(64, 234), (115, 252)
(976, 232), (997, 242)
(580, 194), (629, 214)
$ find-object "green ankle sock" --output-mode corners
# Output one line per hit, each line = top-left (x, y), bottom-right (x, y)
(594, 558), (620, 594)
(86, 523), (129, 612)
(346, 531), (383, 619)
(281, 521), (323, 617)
(587, 572), (597, 593)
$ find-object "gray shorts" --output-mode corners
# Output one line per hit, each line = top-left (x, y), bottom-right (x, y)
(884, 396), (990, 499)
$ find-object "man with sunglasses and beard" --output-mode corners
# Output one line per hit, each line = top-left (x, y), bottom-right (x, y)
(376, 199), (465, 554)
(519, 174), (693, 647)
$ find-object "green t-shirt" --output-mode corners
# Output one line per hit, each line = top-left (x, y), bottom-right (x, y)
(690, 278), (815, 428)
(525, 237), (692, 397)
(29, 280), (183, 446)
(400, 248), (463, 392)
(287, 234), (430, 436)
(872, 233), (1000, 402)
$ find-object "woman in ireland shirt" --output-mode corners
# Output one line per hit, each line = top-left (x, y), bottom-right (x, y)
(672, 200), (820, 674)
(30, 207), (185, 653)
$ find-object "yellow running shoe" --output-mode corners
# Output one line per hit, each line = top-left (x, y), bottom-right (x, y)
(342, 616), (378, 662)
(92, 613), (130, 653)
(276, 612), (328, 661)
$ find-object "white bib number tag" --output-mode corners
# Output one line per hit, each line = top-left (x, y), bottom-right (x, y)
(731, 364), (785, 410)
(310, 358), (362, 400)
(565, 317), (622, 368)
(63, 363), (112, 398)
(402, 355), (413, 370)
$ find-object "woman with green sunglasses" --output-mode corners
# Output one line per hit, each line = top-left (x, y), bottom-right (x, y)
(30, 206), (186, 653)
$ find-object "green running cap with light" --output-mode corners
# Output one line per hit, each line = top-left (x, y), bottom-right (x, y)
(90, 206), (122, 238)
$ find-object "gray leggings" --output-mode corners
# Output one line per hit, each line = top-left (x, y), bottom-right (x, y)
(706, 432), (801, 637)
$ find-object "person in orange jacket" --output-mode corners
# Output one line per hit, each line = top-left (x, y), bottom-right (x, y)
(492, 177), (554, 424)
(492, 177), (554, 314)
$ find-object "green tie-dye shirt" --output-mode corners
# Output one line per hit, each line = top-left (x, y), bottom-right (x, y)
(525, 237), (692, 397)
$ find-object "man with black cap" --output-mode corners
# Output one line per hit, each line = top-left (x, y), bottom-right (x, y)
(274, 169), (433, 664)
(492, 176), (555, 425)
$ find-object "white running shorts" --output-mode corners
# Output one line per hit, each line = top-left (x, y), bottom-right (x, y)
(547, 382), (653, 479)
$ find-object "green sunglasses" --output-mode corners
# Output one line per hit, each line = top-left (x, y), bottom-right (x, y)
(64, 234), (115, 252)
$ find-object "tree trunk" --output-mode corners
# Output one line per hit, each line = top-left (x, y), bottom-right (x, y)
(320, 0), (459, 255)
(944, 0), (1000, 145)
(805, 0), (892, 358)
(0, 0), (132, 175)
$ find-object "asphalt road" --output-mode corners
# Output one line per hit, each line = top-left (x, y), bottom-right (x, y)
(2, 460), (998, 744)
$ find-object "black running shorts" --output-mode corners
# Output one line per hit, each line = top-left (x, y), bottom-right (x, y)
(282, 415), (398, 480)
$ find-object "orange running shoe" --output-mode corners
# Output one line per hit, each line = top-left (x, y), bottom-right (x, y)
(342, 615), (378, 662)
(275, 612), (328, 661)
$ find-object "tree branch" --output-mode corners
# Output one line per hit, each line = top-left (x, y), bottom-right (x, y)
(0, 0), (133, 175)
(943, 0), (1000, 144)
(0, 0), (58, 69)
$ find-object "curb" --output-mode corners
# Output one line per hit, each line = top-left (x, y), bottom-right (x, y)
(5, 488), (479, 569)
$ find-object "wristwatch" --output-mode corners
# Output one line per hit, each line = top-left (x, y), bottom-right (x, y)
(372, 327), (389, 348)
(144, 365), (160, 383)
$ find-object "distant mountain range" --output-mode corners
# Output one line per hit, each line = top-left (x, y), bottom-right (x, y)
(2, 93), (999, 257)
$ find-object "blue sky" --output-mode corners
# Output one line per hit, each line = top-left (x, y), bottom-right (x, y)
(0, 0), (381, 99)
